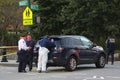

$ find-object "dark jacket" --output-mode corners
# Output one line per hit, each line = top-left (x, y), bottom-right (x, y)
(26, 39), (35, 52)
(106, 38), (115, 50)
(39, 37), (55, 51)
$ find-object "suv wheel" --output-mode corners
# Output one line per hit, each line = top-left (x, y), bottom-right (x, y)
(65, 56), (77, 71)
(95, 54), (105, 68)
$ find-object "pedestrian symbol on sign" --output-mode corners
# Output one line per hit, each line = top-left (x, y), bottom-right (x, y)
(23, 6), (33, 20)
(26, 10), (30, 17)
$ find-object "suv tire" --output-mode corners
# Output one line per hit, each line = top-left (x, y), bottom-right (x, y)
(95, 54), (105, 68)
(65, 56), (77, 71)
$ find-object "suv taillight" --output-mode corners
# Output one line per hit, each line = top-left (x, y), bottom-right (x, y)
(54, 47), (64, 52)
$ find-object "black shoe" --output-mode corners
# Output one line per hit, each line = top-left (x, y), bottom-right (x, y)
(105, 61), (108, 64)
(22, 70), (27, 73)
(111, 63), (114, 65)
(18, 71), (22, 73)
(42, 71), (48, 73)
(16, 60), (19, 63)
(38, 70), (41, 73)
(29, 69), (32, 72)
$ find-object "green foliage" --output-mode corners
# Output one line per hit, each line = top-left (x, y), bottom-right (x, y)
(0, 0), (17, 6)
(0, 0), (120, 50)
(0, 0), (20, 46)
(32, 0), (120, 50)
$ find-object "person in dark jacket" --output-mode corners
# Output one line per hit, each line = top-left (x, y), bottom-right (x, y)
(26, 34), (35, 71)
(106, 36), (115, 65)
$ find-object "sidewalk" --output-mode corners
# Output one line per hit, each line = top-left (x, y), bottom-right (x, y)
(0, 56), (18, 67)
(0, 56), (36, 67)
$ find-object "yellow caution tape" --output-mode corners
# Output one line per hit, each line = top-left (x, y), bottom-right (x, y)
(0, 46), (17, 57)
(0, 52), (17, 57)
(0, 46), (18, 49)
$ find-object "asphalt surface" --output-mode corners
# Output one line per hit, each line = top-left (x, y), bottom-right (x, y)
(0, 57), (120, 80)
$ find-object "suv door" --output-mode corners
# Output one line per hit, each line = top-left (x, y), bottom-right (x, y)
(79, 36), (97, 63)
(69, 37), (87, 64)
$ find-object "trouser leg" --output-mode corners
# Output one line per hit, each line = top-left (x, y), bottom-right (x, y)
(29, 61), (33, 71)
(37, 53), (42, 71)
(42, 53), (48, 71)
(18, 53), (24, 72)
(106, 54), (109, 64)
(22, 60), (27, 71)
(27, 53), (33, 70)
(18, 51), (27, 72)
(111, 51), (114, 65)
(22, 54), (27, 71)
(106, 50), (110, 64)
(18, 61), (22, 72)
(111, 54), (114, 65)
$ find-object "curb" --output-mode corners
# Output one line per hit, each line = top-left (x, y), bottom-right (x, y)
(0, 60), (36, 67)
(0, 62), (18, 67)
(0, 59), (18, 67)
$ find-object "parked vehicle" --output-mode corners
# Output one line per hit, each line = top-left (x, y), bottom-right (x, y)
(34, 35), (106, 71)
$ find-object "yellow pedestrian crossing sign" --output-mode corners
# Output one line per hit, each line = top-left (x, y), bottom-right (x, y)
(23, 6), (33, 25)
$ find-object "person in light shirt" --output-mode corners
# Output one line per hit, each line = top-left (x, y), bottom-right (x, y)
(18, 34), (31, 73)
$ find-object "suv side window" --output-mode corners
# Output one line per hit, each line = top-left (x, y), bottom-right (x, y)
(71, 38), (82, 47)
(60, 38), (72, 47)
(80, 36), (93, 48)
(60, 37), (82, 48)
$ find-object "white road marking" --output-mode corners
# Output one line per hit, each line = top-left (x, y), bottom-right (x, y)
(106, 76), (120, 79)
(83, 76), (105, 80)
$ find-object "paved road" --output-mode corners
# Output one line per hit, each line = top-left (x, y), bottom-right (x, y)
(0, 61), (120, 80)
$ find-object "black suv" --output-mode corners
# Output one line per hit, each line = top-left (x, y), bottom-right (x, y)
(34, 35), (106, 71)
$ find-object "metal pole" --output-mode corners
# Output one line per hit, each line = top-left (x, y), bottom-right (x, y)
(27, 0), (30, 7)
(27, 0), (32, 35)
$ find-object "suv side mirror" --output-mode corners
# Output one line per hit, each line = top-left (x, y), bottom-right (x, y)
(90, 43), (97, 49)
(93, 43), (97, 47)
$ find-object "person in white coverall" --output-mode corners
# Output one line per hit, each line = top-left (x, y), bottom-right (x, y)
(37, 47), (49, 73)
(37, 36), (55, 73)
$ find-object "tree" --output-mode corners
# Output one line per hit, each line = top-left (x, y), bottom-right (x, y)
(0, 0), (21, 45)
(33, 0), (120, 49)
(0, 0), (120, 49)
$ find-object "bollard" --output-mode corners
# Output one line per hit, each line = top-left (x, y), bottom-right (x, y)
(1, 48), (8, 62)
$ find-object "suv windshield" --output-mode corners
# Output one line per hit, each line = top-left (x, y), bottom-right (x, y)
(80, 36), (93, 48)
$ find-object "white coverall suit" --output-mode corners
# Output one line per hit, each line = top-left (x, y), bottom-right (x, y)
(37, 47), (49, 72)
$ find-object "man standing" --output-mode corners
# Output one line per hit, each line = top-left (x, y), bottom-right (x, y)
(37, 36), (55, 73)
(106, 36), (115, 65)
(18, 34), (30, 73)
(26, 34), (35, 71)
